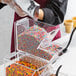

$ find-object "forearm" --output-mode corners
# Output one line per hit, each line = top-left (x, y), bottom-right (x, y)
(36, 0), (68, 25)
(38, 8), (55, 25)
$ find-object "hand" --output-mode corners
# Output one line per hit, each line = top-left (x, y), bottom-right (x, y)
(15, 0), (40, 18)
(9, 1), (28, 17)
(0, 0), (1, 2)
(1, 0), (27, 17)
(1, 0), (12, 4)
(34, 9), (44, 20)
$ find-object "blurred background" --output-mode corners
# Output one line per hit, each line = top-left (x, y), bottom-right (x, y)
(0, 0), (76, 59)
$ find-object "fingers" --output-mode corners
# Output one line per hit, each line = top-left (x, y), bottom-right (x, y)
(0, 0), (28, 17)
(0, 0), (1, 2)
(13, 2), (28, 17)
(1, 0), (12, 4)
(8, 0), (28, 17)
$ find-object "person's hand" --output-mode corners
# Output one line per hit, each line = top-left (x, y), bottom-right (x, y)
(1, 0), (12, 4)
(1, 0), (27, 17)
(9, 1), (28, 17)
(0, 0), (1, 2)
(15, 0), (40, 18)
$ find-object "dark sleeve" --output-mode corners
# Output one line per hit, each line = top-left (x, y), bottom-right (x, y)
(39, 0), (68, 25)
(0, 3), (7, 9)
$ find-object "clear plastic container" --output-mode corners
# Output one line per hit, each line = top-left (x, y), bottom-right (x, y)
(3, 52), (50, 76)
(4, 18), (66, 76)
(15, 18), (63, 61)
(0, 60), (5, 76)
(3, 52), (66, 76)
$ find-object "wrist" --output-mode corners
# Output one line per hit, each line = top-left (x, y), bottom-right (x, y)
(34, 9), (44, 20)
(38, 9), (44, 20)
